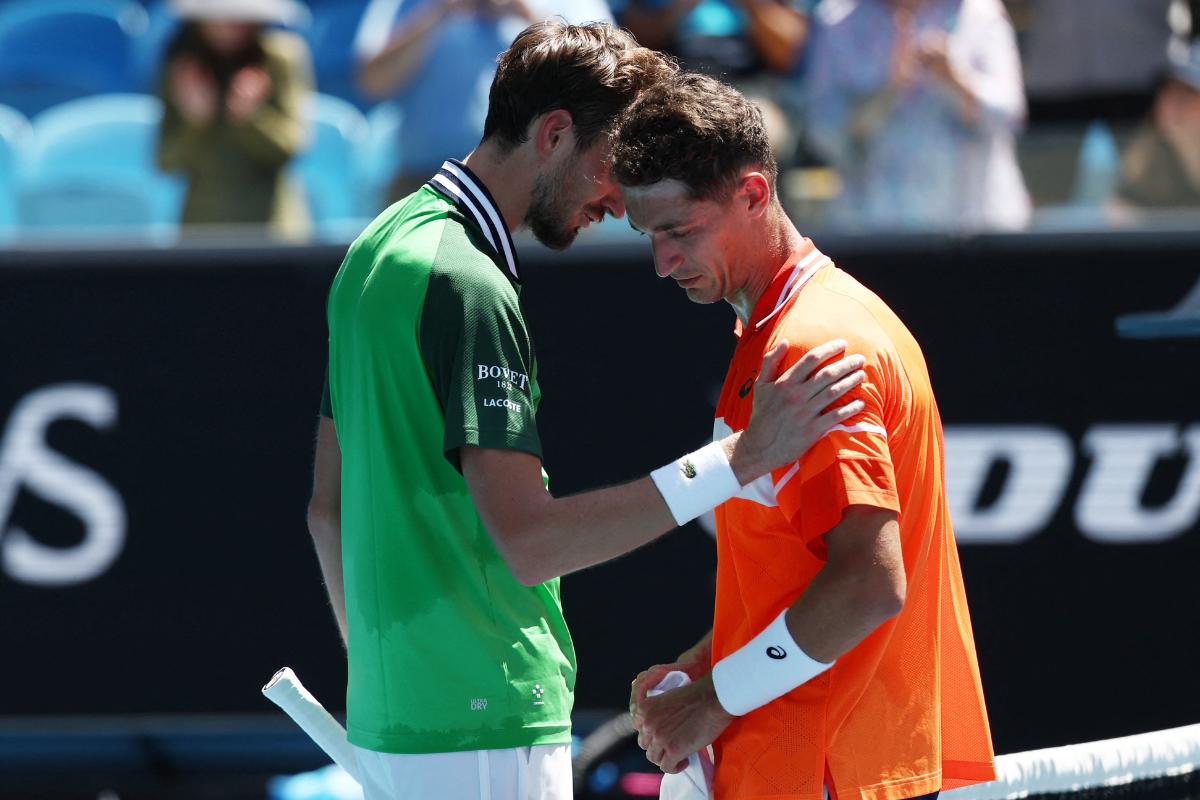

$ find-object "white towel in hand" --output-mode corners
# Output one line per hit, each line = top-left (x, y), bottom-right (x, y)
(646, 671), (713, 800)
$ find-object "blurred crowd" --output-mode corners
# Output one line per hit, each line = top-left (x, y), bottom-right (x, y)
(0, 0), (1198, 243)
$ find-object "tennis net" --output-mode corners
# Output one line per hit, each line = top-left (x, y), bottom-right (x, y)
(572, 720), (1200, 798)
(945, 724), (1200, 800)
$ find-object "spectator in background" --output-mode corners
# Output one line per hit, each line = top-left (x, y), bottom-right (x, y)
(157, 0), (312, 240)
(609, 0), (813, 168)
(805, 0), (1031, 231)
(1115, 36), (1200, 211)
(609, 0), (812, 77)
(354, 0), (613, 204)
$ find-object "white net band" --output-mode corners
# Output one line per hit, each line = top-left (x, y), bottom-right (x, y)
(945, 724), (1200, 800)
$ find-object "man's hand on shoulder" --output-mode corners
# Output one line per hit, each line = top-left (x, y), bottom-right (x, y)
(729, 338), (866, 484)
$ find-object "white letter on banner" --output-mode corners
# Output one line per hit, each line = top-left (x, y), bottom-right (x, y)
(0, 384), (126, 586)
(1076, 424), (1200, 543)
(944, 425), (1073, 544)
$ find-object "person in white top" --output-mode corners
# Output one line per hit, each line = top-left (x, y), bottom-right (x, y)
(804, 0), (1032, 232)
(353, 0), (613, 202)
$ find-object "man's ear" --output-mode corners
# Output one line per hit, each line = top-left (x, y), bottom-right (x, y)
(736, 171), (773, 220)
(531, 109), (576, 159)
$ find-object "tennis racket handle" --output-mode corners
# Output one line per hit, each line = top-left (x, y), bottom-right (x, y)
(262, 667), (361, 784)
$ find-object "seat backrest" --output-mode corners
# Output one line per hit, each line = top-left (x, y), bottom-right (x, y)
(303, 2), (369, 107)
(18, 93), (183, 228)
(0, 104), (32, 231)
(25, 94), (162, 178)
(357, 101), (405, 217)
(293, 93), (369, 226)
(128, 0), (184, 92)
(0, 0), (148, 107)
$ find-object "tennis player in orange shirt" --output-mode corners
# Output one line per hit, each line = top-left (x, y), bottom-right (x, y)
(615, 72), (997, 800)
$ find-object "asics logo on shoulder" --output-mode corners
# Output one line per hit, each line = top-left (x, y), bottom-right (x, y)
(738, 375), (756, 398)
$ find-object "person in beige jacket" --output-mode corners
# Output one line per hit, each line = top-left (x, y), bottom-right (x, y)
(157, 0), (313, 239)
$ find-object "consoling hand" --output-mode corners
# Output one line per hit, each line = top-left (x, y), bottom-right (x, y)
(734, 338), (866, 484)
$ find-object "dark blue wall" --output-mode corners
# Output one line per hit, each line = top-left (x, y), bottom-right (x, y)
(1, 232), (1197, 758)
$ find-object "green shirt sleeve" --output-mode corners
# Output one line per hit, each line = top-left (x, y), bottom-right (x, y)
(419, 258), (542, 470)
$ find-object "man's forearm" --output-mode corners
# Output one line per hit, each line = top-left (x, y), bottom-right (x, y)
(308, 519), (348, 645)
(308, 417), (347, 645)
(357, 5), (446, 98)
(742, 0), (808, 72)
(468, 431), (771, 586)
(708, 509), (902, 718)
(619, 1), (694, 51)
(466, 341), (868, 586)
(680, 630), (714, 675)
(783, 560), (901, 663)
(483, 471), (679, 586)
(783, 512), (905, 663)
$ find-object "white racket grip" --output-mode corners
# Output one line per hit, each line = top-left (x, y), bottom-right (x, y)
(262, 667), (361, 784)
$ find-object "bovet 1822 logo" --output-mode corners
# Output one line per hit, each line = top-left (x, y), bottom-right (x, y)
(0, 384), (126, 587)
(477, 364), (530, 392)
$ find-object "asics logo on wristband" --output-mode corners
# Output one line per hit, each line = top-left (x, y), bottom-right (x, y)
(766, 646), (787, 660)
(681, 459), (697, 479)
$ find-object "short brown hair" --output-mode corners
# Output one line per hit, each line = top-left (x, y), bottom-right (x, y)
(612, 71), (777, 200)
(482, 20), (673, 153)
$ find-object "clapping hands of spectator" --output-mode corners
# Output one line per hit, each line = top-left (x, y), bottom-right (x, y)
(889, 9), (920, 91)
(916, 30), (955, 85)
(169, 57), (218, 126)
(227, 65), (274, 120)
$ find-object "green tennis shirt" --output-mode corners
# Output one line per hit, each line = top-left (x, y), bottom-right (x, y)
(324, 160), (575, 754)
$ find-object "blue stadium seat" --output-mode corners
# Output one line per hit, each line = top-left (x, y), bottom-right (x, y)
(17, 94), (184, 235)
(0, 104), (32, 240)
(303, 2), (370, 108)
(359, 101), (405, 217)
(128, 0), (184, 93)
(0, 0), (149, 117)
(293, 93), (370, 239)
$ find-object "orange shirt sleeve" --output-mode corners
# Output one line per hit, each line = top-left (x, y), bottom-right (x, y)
(772, 336), (902, 558)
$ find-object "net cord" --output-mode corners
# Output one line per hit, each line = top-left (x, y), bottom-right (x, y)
(945, 724), (1200, 800)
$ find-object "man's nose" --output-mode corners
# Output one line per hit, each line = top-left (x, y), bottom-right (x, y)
(652, 239), (683, 278)
(601, 186), (625, 220)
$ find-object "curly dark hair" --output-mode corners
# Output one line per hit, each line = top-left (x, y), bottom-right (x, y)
(482, 19), (675, 154)
(611, 71), (777, 200)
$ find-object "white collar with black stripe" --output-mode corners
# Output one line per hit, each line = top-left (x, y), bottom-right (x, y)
(426, 159), (521, 283)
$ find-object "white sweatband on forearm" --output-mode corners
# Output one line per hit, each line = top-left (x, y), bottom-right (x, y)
(711, 609), (834, 716)
(650, 440), (743, 526)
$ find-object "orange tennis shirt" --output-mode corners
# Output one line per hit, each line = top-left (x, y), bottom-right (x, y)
(710, 242), (995, 800)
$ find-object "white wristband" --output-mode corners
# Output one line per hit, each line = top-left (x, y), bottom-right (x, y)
(650, 441), (742, 527)
(711, 609), (834, 716)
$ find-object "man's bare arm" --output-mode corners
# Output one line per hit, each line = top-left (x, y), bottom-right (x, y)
(462, 340), (866, 586)
(306, 417), (348, 646)
(782, 505), (905, 660)
(357, 0), (457, 99)
(632, 504), (905, 772)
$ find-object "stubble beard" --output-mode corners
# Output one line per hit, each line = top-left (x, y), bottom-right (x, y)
(526, 158), (581, 252)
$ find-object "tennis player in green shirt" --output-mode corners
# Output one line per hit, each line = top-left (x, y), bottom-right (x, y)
(306, 19), (867, 800)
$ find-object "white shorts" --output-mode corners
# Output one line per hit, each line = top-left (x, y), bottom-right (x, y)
(353, 743), (573, 800)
